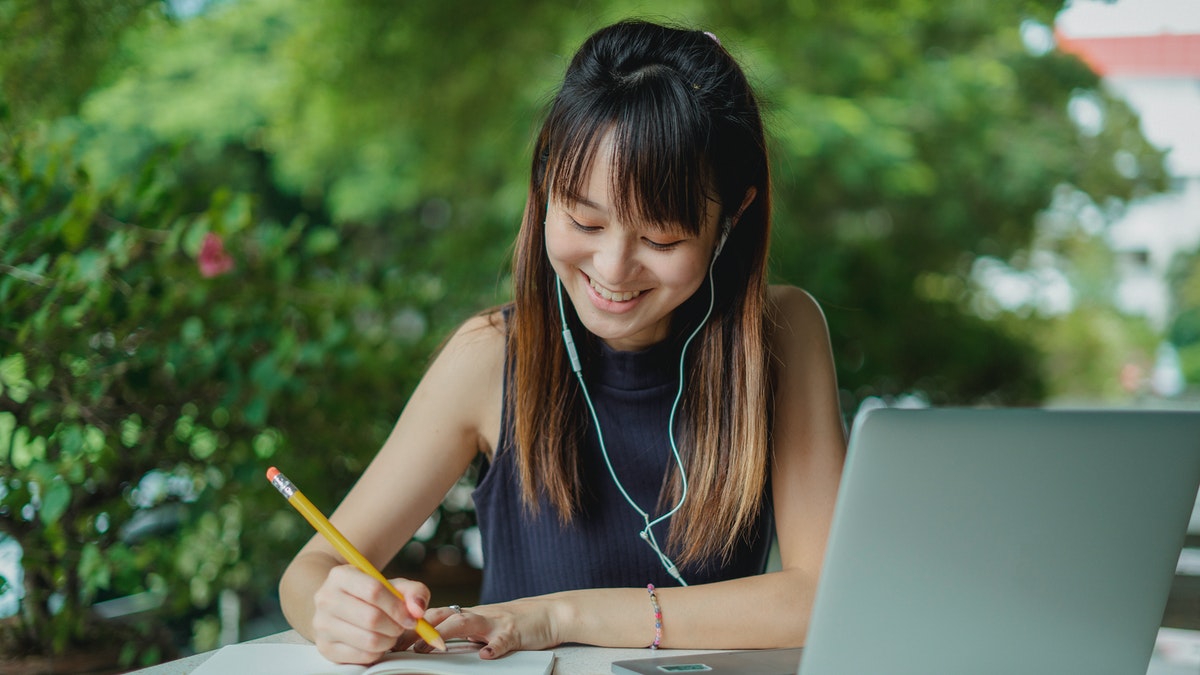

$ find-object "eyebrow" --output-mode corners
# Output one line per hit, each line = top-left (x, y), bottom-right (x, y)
(559, 190), (607, 214)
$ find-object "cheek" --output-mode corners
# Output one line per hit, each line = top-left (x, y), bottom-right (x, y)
(544, 224), (586, 268)
(654, 253), (711, 291)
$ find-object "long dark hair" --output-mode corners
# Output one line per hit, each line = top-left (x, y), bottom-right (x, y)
(507, 19), (773, 566)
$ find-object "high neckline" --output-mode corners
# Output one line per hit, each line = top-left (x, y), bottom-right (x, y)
(591, 338), (681, 390)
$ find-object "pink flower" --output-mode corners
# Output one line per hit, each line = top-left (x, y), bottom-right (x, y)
(198, 232), (234, 278)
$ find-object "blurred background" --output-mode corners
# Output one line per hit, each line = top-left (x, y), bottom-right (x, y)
(1, 0), (1198, 671)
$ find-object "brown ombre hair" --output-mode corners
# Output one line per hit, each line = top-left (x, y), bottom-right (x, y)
(507, 20), (773, 566)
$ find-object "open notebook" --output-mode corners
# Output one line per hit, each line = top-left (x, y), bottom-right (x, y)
(613, 407), (1200, 675)
(188, 642), (554, 675)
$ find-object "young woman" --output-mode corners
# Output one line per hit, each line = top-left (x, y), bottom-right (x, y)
(278, 19), (846, 664)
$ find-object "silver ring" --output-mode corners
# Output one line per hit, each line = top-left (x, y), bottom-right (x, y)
(449, 604), (463, 614)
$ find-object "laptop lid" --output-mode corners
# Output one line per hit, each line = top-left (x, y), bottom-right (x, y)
(798, 408), (1200, 675)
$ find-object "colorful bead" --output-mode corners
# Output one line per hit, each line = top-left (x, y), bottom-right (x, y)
(647, 584), (663, 649)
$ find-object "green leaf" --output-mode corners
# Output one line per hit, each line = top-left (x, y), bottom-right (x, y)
(58, 424), (84, 459)
(70, 249), (108, 285)
(189, 427), (217, 460)
(0, 411), (15, 466)
(78, 542), (111, 601)
(181, 316), (205, 345)
(303, 228), (339, 255)
(60, 201), (93, 250)
(0, 353), (26, 386)
(10, 427), (46, 470)
(120, 414), (143, 447)
(40, 479), (72, 524)
(83, 425), (106, 459)
(252, 428), (279, 459)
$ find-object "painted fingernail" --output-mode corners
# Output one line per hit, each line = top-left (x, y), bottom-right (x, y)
(481, 647), (495, 658)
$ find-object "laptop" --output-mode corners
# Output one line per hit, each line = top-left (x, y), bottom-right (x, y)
(612, 408), (1200, 675)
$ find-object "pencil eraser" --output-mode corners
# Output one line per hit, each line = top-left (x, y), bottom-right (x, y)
(266, 467), (280, 481)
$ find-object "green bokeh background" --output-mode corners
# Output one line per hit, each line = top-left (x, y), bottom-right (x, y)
(1, 0), (1195, 668)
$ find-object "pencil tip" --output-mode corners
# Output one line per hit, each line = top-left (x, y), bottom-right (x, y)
(430, 635), (448, 652)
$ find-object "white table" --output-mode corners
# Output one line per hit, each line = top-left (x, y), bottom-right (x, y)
(124, 630), (724, 675)
(125, 627), (1200, 675)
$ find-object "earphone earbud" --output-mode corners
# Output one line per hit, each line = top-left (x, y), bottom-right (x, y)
(714, 217), (732, 259)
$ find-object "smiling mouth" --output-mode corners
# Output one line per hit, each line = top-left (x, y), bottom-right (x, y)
(588, 277), (643, 302)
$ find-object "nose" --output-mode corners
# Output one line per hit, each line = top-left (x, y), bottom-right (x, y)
(592, 232), (639, 284)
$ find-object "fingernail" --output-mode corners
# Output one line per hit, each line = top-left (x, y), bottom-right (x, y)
(481, 647), (495, 658)
(415, 597), (427, 611)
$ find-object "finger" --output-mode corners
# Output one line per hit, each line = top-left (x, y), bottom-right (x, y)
(314, 578), (406, 640)
(327, 566), (411, 627)
(425, 606), (465, 626)
(412, 610), (481, 653)
(312, 610), (402, 657)
(387, 576), (431, 621)
(317, 640), (386, 666)
(480, 631), (514, 659)
(314, 624), (394, 665)
(391, 626), (419, 652)
(319, 595), (406, 641)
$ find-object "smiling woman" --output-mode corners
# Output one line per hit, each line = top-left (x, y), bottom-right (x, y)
(277, 20), (846, 666)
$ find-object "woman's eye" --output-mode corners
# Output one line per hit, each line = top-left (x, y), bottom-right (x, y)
(570, 218), (601, 233)
(644, 238), (682, 251)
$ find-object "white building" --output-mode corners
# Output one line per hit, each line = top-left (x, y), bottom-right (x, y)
(1053, 0), (1200, 399)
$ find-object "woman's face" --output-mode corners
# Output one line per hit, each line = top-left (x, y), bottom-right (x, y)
(544, 131), (723, 352)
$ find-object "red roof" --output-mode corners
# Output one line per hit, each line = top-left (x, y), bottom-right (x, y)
(1056, 33), (1200, 77)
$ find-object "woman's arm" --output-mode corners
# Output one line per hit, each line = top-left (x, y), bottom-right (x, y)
(278, 312), (505, 663)
(424, 286), (846, 656)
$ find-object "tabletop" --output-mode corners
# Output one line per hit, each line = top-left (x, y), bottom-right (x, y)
(124, 629), (726, 675)
(125, 627), (1200, 675)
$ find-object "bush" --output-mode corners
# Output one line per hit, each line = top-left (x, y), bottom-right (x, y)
(0, 116), (453, 666)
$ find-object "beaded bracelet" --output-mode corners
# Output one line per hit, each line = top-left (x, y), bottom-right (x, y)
(646, 584), (663, 649)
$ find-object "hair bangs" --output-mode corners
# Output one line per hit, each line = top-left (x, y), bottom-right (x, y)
(547, 66), (717, 235)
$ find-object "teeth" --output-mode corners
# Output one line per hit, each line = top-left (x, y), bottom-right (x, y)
(590, 279), (642, 302)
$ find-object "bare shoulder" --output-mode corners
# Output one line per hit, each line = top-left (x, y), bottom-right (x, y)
(440, 309), (506, 360)
(415, 309), (506, 424)
(423, 309), (506, 450)
(425, 309), (507, 385)
(766, 284), (831, 354)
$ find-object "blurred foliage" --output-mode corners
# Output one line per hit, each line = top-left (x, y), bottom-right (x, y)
(1170, 249), (1200, 387)
(0, 118), (452, 662)
(0, 0), (1173, 664)
(725, 0), (1168, 404)
(0, 0), (164, 122)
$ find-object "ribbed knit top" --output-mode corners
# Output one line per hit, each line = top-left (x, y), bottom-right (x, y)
(473, 335), (774, 603)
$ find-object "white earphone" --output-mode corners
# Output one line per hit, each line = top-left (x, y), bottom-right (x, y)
(553, 219), (726, 586)
(714, 217), (732, 259)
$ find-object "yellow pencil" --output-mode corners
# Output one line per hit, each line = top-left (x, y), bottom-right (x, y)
(266, 466), (446, 652)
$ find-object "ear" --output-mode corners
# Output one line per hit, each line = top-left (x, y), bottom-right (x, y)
(730, 186), (758, 227)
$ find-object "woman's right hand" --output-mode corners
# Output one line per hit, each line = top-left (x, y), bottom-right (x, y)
(309, 565), (431, 665)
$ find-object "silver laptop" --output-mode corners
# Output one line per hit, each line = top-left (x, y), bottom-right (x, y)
(613, 408), (1200, 675)
(612, 648), (803, 675)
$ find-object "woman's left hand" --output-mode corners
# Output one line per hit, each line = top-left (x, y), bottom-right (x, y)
(404, 599), (562, 659)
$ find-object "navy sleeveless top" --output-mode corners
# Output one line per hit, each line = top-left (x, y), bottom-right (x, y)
(472, 334), (774, 603)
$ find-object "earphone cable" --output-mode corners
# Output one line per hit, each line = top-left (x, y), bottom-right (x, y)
(554, 253), (720, 586)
